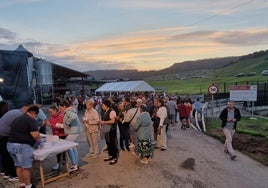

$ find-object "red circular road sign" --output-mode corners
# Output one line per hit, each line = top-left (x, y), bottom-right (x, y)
(208, 84), (218, 94)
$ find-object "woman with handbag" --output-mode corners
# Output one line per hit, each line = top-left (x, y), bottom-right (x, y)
(100, 99), (118, 165)
(117, 102), (130, 151)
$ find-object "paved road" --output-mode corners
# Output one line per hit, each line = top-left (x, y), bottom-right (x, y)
(2, 108), (268, 188)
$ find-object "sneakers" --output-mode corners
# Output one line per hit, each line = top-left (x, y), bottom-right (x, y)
(104, 156), (113, 161)
(70, 165), (79, 172)
(3, 175), (10, 179)
(109, 159), (117, 165)
(52, 163), (59, 171)
(140, 158), (149, 164)
(224, 150), (229, 154)
(181, 125), (187, 130)
(8, 177), (19, 182)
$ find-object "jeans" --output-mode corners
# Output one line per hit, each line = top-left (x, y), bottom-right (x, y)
(118, 123), (129, 150)
(66, 134), (79, 165)
(7, 143), (34, 169)
(67, 148), (78, 165)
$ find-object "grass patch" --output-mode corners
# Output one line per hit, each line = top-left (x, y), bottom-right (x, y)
(205, 116), (268, 138)
(205, 116), (268, 166)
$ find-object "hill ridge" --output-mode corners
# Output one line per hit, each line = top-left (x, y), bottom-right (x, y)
(85, 49), (268, 80)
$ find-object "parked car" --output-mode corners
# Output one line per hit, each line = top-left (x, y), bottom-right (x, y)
(235, 73), (245, 77)
(261, 70), (268, 76)
(246, 72), (257, 76)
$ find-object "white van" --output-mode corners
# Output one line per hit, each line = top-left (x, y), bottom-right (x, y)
(261, 70), (268, 75)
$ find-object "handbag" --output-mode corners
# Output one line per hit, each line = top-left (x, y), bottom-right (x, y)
(163, 116), (170, 125)
(124, 108), (138, 126)
(100, 124), (112, 134)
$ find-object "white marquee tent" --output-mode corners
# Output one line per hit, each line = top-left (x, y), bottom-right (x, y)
(95, 81), (155, 93)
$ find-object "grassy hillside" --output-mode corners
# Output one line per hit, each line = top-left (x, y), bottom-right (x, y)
(210, 53), (268, 77)
(147, 53), (268, 95)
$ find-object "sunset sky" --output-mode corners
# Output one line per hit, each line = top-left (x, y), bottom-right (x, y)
(0, 0), (268, 71)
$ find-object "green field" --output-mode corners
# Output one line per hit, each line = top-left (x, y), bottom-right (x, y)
(147, 54), (268, 95)
(206, 116), (268, 138)
(148, 76), (268, 95)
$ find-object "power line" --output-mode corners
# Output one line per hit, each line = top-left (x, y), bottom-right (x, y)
(187, 0), (256, 27)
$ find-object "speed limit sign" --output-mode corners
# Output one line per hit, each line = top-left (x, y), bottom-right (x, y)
(208, 84), (218, 94)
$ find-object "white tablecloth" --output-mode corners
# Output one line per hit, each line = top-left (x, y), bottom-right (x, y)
(33, 139), (78, 161)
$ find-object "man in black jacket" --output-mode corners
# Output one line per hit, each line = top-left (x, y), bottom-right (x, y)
(219, 100), (241, 160)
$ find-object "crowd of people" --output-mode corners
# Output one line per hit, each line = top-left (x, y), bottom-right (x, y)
(0, 92), (240, 188)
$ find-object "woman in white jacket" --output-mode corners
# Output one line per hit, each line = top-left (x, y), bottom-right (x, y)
(155, 98), (168, 151)
(58, 100), (82, 172)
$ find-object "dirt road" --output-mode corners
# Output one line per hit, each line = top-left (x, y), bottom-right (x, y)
(43, 125), (268, 188)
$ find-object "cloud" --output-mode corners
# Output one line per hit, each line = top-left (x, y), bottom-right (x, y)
(53, 57), (133, 71)
(38, 26), (268, 71)
(1, 24), (268, 72)
(214, 29), (268, 45)
(0, 28), (17, 41)
(34, 25), (268, 70)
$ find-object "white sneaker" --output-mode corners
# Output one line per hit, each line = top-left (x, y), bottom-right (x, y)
(8, 177), (19, 182)
(3, 175), (10, 179)
(70, 165), (79, 172)
(52, 163), (59, 170)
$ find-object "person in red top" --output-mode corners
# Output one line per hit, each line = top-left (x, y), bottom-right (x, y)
(46, 105), (67, 170)
(184, 99), (192, 128)
(177, 99), (188, 130)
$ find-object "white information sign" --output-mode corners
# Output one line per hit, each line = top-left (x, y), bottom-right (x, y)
(230, 85), (257, 101)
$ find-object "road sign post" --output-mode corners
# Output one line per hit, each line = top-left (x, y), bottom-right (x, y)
(208, 84), (218, 120)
